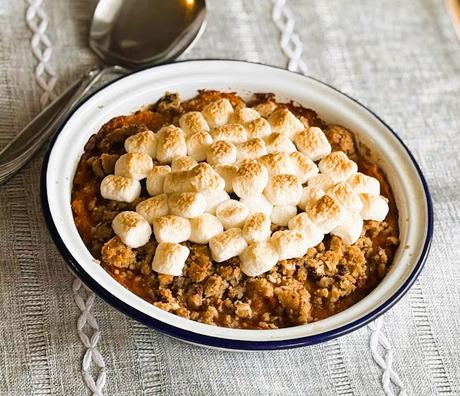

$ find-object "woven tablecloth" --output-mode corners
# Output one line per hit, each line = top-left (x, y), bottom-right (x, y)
(1, 1), (459, 395)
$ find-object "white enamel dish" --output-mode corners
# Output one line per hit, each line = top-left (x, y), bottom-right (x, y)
(41, 60), (433, 350)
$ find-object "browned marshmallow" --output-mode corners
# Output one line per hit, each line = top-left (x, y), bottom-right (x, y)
(289, 151), (319, 183)
(271, 205), (298, 226)
(210, 124), (247, 144)
(307, 174), (336, 191)
(100, 175), (141, 203)
(360, 194), (389, 221)
(258, 152), (295, 176)
(186, 130), (213, 162)
(114, 152), (153, 180)
(232, 160), (269, 198)
(242, 212), (272, 243)
(179, 111), (210, 136)
(209, 228), (248, 262)
(231, 106), (260, 124)
(201, 98), (234, 128)
(153, 215), (191, 243)
(318, 151), (358, 182)
(215, 199), (249, 229)
(298, 186), (325, 211)
(236, 138), (267, 161)
(112, 211), (152, 248)
(246, 117), (272, 139)
(163, 170), (195, 194)
(264, 133), (297, 154)
(347, 172), (380, 196)
(306, 195), (346, 233)
(152, 242), (190, 276)
(326, 182), (363, 212)
(206, 140), (237, 165)
(156, 125), (187, 163)
(264, 174), (302, 206)
(270, 229), (309, 260)
(146, 165), (172, 196)
(124, 130), (157, 158)
(239, 241), (279, 277)
(171, 156), (198, 172)
(253, 101), (277, 117)
(213, 164), (238, 193)
(294, 127), (332, 161)
(189, 163), (225, 193)
(288, 212), (324, 248)
(168, 192), (206, 218)
(189, 213), (224, 244)
(268, 108), (305, 139)
(136, 194), (169, 224)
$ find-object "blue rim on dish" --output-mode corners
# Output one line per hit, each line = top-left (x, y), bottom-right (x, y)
(40, 60), (433, 351)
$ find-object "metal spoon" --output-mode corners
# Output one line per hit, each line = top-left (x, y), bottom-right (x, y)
(0, 0), (206, 185)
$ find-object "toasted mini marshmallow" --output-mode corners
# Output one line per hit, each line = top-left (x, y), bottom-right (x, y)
(100, 175), (141, 203)
(124, 130), (157, 158)
(232, 160), (269, 198)
(306, 195), (347, 234)
(347, 172), (380, 196)
(215, 199), (249, 229)
(242, 212), (271, 243)
(289, 151), (319, 183)
(236, 138), (267, 161)
(163, 170), (195, 194)
(152, 242), (190, 276)
(210, 124), (247, 144)
(318, 151), (358, 182)
(213, 164), (238, 193)
(209, 228), (248, 262)
(331, 211), (363, 245)
(264, 174), (302, 206)
(360, 194), (389, 221)
(168, 192), (206, 218)
(171, 156), (198, 172)
(246, 118), (272, 139)
(253, 101), (277, 117)
(298, 186), (325, 211)
(112, 211), (152, 248)
(258, 152), (295, 176)
(271, 205), (298, 226)
(146, 165), (171, 196)
(189, 163), (225, 193)
(268, 108), (304, 139)
(264, 133), (297, 154)
(136, 194), (169, 224)
(294, 127), (332, 161)
(186, 130), (213, 162)
(288, 212), (324, 248)
(156, 125), (187, 163)
(153, 215), (191, 243)
(189, 213), (224, 244)
(239, 195), (273, 216)
(114, 152), (153, 180)
(239, 241), (279, 277)
(179, 111), (210, 136)
(201, 98), (234, 128)
(326, 182), (363, 213)
(307, 174), (336, 191)
(206, 140), (237, 165)
(201, 189), (230, 214)
(270, 229), (309, 260)
(231, 106), (260, 124)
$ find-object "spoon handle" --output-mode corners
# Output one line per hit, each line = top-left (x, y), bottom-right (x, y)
(0, 65), (127, 186)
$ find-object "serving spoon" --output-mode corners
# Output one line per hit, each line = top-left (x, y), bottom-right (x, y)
(0, 0), (206, 185)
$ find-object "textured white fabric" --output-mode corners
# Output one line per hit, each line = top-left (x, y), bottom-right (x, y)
(0, 0), (459, 395)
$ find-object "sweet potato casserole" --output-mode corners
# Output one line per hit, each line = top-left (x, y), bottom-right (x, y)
(71, 91), (399, 329)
